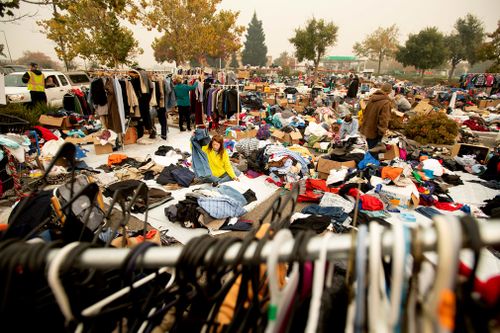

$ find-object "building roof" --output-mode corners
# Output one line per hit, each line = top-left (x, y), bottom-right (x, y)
(323, 56), (359, 62)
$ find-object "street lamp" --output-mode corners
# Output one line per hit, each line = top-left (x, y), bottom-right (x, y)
(0, 30), (13, 63)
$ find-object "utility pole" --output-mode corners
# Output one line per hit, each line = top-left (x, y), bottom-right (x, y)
(1, 31), (13, 63)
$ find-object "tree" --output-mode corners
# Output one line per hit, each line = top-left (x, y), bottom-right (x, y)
(229, 52), (239, 68)
(139, 0), (244, 65)
(40, 0), (142, 68)
(456, 14), (485, 66)
(445, 14), (485, 80)
(273, 51), (295, 68)
(477, 20), (500, 72)
(16, 51), (61, 69)
(289, 18), (338, 81)
(396, 27), (447, 83)
(353, 25), (399, 75)
(241, 12), (267, 66)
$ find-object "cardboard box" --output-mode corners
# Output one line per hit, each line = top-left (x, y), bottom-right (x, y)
(272, 129), (302, 145)
(39, 115), (73, 129)
(486, 100), (500, 108)
(451, 143), (490, 164)
(315, 157), (357, 180)
(64, 134), (95, 145)
(278, 99), (288, 108)
(370, 176), (419, 208)
(238, 70), (250, 79)
(379, 144), (400, 161)
(478, 100), (489, 109)
(265, 97), (276, 105)
(413, 101), (434, 114)
(226, 128), (258, 141)
(93, 138), (113, 155)
(244, 85), (256, 91)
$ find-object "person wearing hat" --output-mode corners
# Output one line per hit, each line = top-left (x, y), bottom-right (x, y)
(22, 62), (46, 107)
(360, 83), (392, 150)
(339, 111), (358, 140)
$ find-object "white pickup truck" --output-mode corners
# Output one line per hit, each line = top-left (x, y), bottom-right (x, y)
(4, 70), (73, 107)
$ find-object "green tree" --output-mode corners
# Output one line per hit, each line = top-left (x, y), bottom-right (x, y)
(289, 18), (338, 81)
(16, 51), (61, 69)
(273, 51), (294, 68)
(241, 12), (267, 66)
(456, 14), (485, 66)
(445, 14), (485, 80)
(477, 20), (500, 72)
(396, 27), (447, 83)
(229, 52), (239, 68)
(141, 0), (244, 65)
(353, 25), (399, 75)
(40, 0), (142, 68)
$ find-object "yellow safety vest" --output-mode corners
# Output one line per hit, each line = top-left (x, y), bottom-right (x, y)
(27, 71), (45, 92)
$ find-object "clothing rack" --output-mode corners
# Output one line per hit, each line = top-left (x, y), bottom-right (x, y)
(212, 84), (243, 126)
(44, 218), (500, 269)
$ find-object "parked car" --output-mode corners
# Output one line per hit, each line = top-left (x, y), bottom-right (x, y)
(65, 71), (91, 89)
(4, 70), (72, 107)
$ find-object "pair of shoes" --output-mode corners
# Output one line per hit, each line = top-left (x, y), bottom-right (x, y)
(187, 128), (192, 131)
(149, 130), (156, 139)
(211, 182), (218, 187)
(180, 128), (186, 132)
(161, 135), (167, 140)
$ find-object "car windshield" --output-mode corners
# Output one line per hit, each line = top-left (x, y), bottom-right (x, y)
(68, 74), (90, 84)
(5, 74), (26, 87)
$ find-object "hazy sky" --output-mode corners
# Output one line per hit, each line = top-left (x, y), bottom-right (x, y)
(1, 0), (499, 68)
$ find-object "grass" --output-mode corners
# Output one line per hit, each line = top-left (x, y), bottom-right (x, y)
(0, 103), (58, 126)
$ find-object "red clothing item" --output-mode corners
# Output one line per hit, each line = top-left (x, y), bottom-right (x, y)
(306, 179), (338, 193)
(459, 262), (500, 307)
(434, 202), (463, 211)
(297, 190), (322, 203)
(33, 126), (58, 141)
(360, 195), (384, 211)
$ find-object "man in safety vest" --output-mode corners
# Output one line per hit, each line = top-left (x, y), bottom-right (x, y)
(22, 62), (47, 107)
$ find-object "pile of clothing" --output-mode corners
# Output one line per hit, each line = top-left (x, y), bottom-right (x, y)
(164, 184), (257, 231)
(263, 145), (311, 186)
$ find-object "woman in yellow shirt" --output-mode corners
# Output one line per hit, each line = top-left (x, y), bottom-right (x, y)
(202, 134), (241, 184)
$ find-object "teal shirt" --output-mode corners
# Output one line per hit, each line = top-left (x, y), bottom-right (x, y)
(174, 82), (198, 107)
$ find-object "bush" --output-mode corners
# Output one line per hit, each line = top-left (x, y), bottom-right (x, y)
(0, 103), (57, 126)
(404, 112), (458, 145)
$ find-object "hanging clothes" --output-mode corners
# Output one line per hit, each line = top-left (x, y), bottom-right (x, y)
(105, 78), (123, 134)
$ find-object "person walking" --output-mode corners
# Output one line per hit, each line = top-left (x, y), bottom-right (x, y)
(173, 77), (198, 131)
(22, 62), (46, 107)
(360, 83), (392, 150)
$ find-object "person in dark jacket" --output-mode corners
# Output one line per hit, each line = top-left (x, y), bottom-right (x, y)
(173, 76), (198, 131)
(22, 62), (47, 107)
(346, 75), (359, 98)
(360, 83), (392, 149)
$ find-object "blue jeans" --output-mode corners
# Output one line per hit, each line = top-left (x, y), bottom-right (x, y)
(203, 168), (242, 184)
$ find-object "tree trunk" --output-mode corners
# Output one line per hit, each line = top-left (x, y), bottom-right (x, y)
(377, 52), (382, 75)
(52, 2), (70, 71)
(313, 53), (322, 85)
(420, 69), (425, 84)
(448, 62), (457, 81)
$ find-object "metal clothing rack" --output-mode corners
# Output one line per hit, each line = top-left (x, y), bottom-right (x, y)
(212, 84), (243, 126)
(44, 219), (500, 269)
